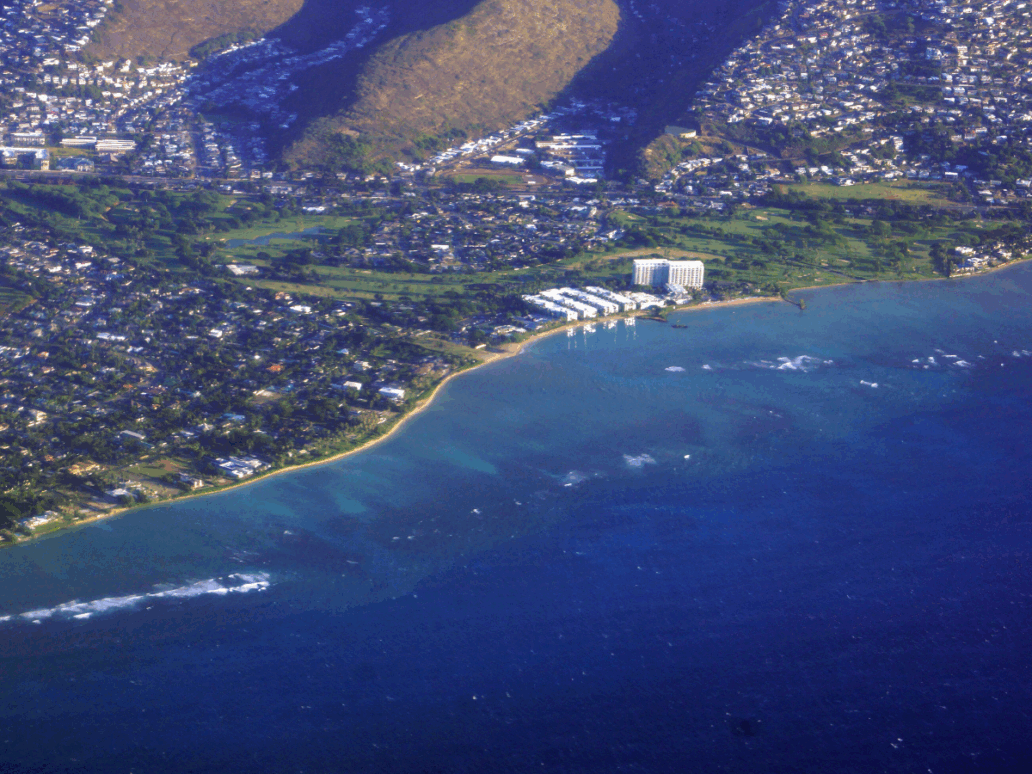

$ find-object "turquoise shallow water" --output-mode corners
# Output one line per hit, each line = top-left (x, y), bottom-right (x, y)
(2, 267), (1032, 772)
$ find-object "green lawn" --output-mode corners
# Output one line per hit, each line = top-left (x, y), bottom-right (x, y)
(47, 146), (92, 158)
(444, 171), (524, 186)
(205, 215), (358, 245)
(781, 181), (954, 205)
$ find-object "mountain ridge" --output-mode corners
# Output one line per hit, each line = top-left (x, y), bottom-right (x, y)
(281, 0), (621, 169)
(85, 0), (768, 178)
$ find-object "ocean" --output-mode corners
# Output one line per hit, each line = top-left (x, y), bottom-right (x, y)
(2, 267), (1032, 773)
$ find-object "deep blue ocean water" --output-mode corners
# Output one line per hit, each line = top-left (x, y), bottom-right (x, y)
(2, 267), (1032, 773)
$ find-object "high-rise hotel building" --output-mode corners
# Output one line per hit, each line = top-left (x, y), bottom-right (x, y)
(632, 259), (704, 288)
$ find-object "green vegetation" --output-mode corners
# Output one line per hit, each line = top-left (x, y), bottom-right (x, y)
(444, 172), (523, 188)
(780, 181), (954, 206)
(190, 30), (263, 60)
(0, 283), (33, 315)
(209, 203), (1014, 307)
(207, 215), (357, 244)
(0, 178), (345, 271)
(2, 174), (1022, 307)
(600, 0), (772, 179)
(320, 135), (393, 177)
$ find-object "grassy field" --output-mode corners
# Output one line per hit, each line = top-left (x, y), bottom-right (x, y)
(556, 204), (989, 292)
(204, 215), (357, 245)
(780, 181), (955, 205)
(444, 171), (526, 186)
(47, 146), (92, 158)
(123, 458), (183, 480)
(244, 259), (630, 303)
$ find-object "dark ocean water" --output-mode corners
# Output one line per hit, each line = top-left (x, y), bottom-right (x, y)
(2, 268), (1032, 773)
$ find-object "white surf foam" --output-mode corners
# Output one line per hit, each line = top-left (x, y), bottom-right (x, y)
(1, 573), (271, 626)
(860, 380), (878, 388)
(748, 355), (832, 373)
(561, 470), (589, 487)
(624, 453), (657, 469)
(665, 366), (686, 372)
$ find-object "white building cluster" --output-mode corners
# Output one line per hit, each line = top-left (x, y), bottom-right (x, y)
(214, 455), (267, 479)
(521, 279), (683, 321)
(522, 287), (638, 321)
(534, 131), (606, 180)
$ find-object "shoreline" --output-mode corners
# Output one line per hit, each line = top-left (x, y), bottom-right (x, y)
(14, 347), (519, 542)
(4, 315), (580, 544)
(6, 262), (1021, 546)
(9, 294), (782, 546)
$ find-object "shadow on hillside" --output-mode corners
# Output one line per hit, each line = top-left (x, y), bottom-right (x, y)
(271, 0), (483, 53)
(258, 0), (487, 155)
(189, 0), (770, 171)
(560, 0), (773, 175)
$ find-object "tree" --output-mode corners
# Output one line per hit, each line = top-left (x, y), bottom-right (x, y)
(0, 498), (20, 530)
(930, 243), (955, 277)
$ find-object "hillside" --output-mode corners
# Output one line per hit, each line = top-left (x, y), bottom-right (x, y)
(87, 0), (303, 61)
(82, 0), (765, 177)
(282, 0), (620, 168)
(563, 0), (773, 178)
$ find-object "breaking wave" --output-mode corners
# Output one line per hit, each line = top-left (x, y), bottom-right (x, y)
(624, 453), (657, 469)
(0, 572), (271, 626)
(561, 470), (590, 487)
(748, 355), (832, 373)
(910, 346), (1011, 370)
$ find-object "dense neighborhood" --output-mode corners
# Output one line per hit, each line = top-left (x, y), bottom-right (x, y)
(0, 216), (473, 537)
(2, 0), (1032, 539)
(659, 0), (1032, 209)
